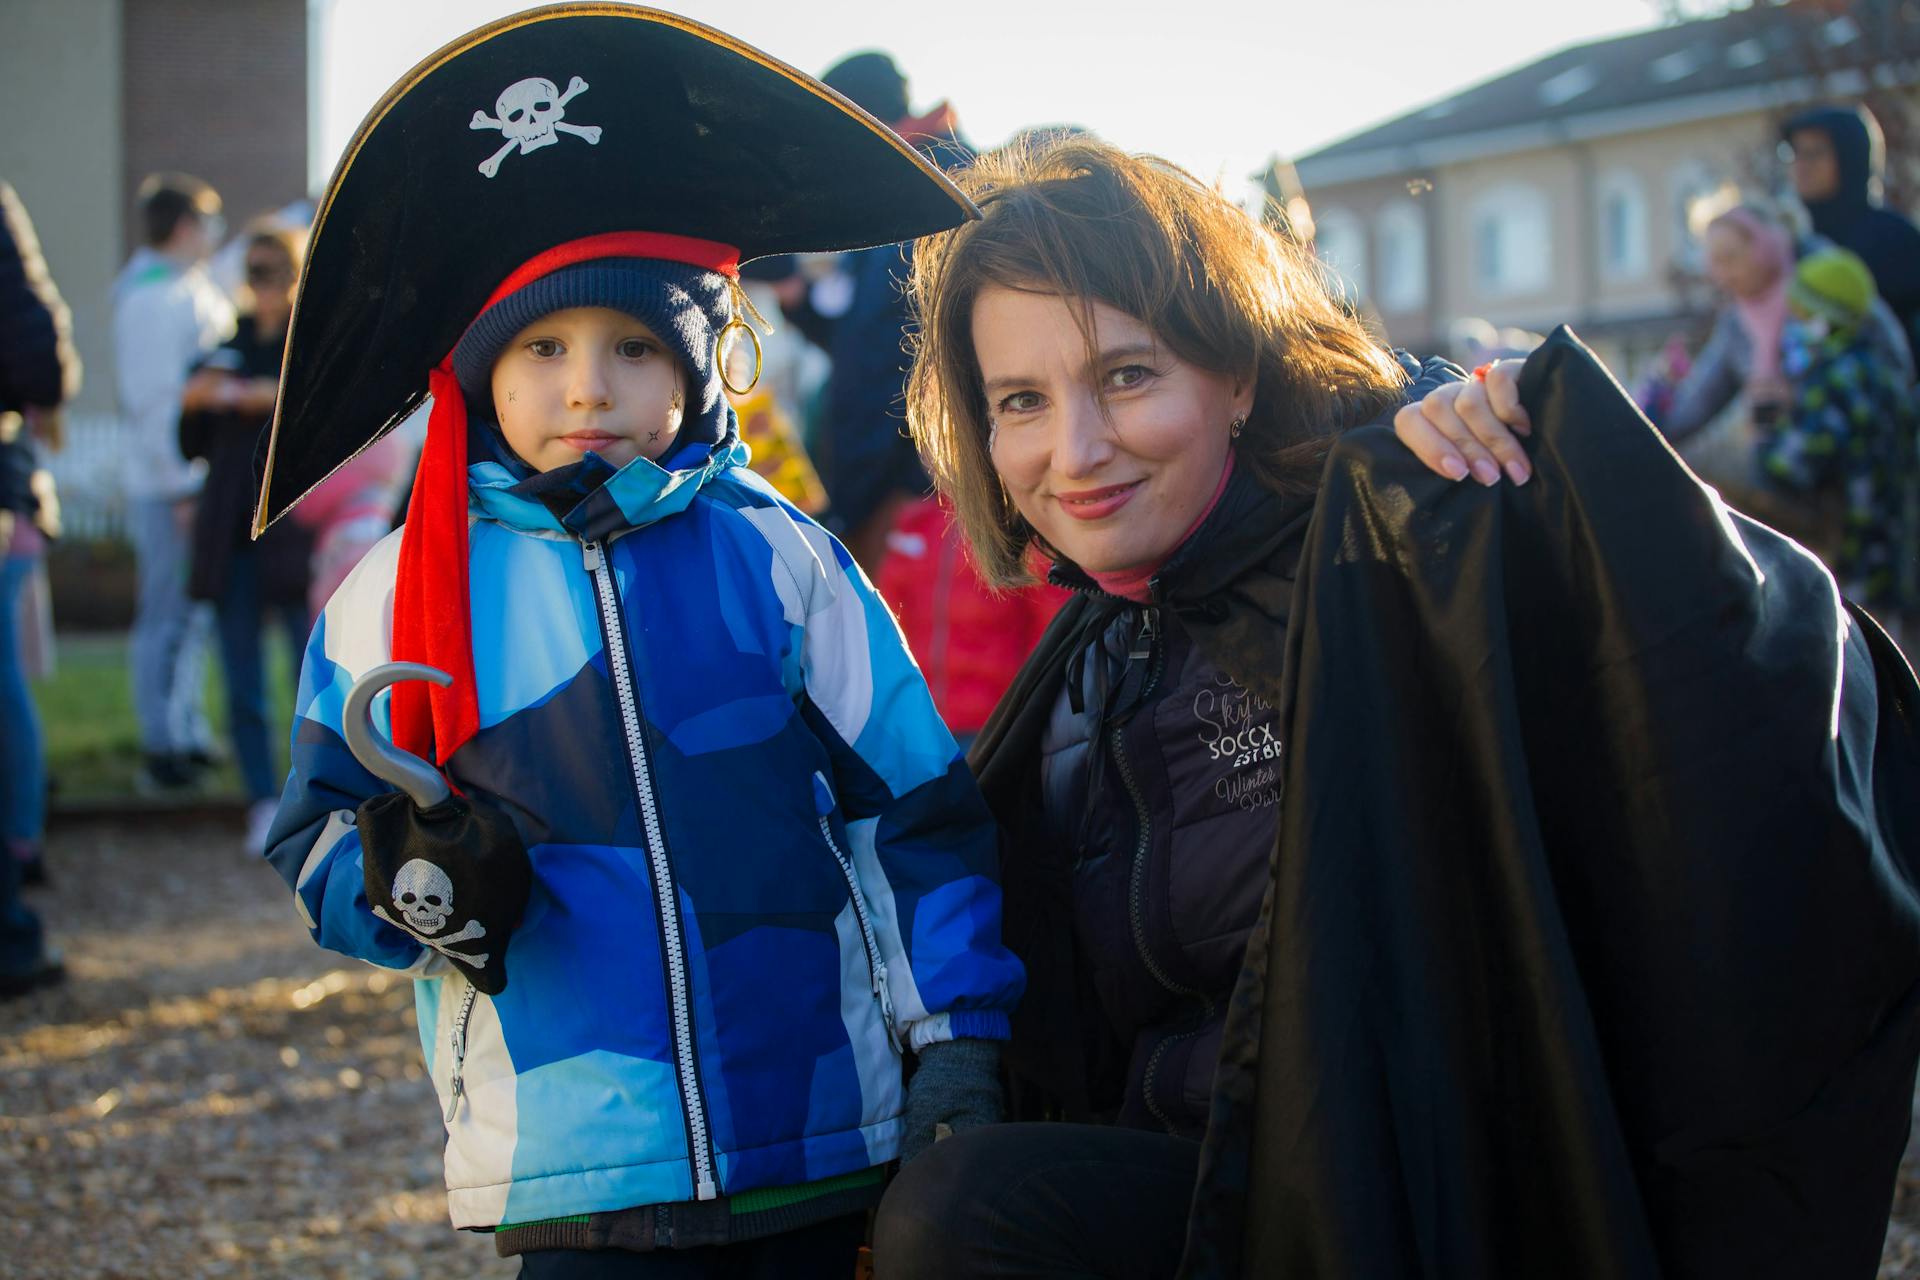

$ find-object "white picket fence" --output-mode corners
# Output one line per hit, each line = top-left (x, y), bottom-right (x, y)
(42, 412), (134, 543)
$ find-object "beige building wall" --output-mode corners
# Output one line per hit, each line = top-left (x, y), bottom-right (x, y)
(0, 0), (124, 416)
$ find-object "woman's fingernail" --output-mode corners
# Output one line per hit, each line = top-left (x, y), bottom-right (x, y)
(1441, 455), (1469, 481)
(1472, 458), (1500, 486)
(1505, 459), (1531, 485)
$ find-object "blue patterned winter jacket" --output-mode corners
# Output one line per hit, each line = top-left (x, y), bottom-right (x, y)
(264, 435), (1024, 1229)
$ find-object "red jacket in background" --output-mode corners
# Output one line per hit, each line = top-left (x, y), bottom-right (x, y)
(877, 496), (1068, 737)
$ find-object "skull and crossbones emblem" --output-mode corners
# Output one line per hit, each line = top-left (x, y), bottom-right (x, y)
(470, 75), (602, 178)
(373, 858), (490, 968)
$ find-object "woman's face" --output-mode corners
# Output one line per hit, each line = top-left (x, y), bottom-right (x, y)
(972, 287), (1249, 575)
(1704, 222), (1776, 300)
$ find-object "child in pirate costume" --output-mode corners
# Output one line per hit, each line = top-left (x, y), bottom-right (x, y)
(254, 8), (1022, 1274)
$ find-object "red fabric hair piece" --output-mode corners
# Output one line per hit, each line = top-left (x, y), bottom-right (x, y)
(387, 231), (743, 772)
(390, 361), (480, 768)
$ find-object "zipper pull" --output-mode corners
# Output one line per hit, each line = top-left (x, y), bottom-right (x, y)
(873, 961), (903, 1054)
(1129, 608), (1158, 661)
(581, 540), (605, 573)
(444, 982), (477, 1124)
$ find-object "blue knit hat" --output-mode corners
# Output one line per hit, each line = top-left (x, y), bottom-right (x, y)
(449, 255), (736, 448)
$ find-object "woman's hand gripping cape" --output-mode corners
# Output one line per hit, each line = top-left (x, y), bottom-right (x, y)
(1181, 328), (1920, 1279)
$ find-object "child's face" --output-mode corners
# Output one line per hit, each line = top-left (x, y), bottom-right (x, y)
(491, 306), (688, 472)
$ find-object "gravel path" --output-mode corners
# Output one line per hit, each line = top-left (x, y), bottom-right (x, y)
(3, 818), (1917, 1278)
(0, 821), (511, 1280)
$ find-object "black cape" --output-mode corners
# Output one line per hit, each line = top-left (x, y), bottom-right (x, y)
(1180, 329), (1920, 1278)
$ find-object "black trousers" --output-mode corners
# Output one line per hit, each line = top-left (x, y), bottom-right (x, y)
(516, 1212), (866, 1279)
(872, 1123), (1200, 1280)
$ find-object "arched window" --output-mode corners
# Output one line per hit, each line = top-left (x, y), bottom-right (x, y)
(1597, 170), (1650, 281)
(1314, 207), (1369, 303)
(1374, 201), (1428, 312)
(1468, 183), (1551, 298)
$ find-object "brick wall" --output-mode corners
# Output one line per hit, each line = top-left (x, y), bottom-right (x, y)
(120, 0), (308, 252)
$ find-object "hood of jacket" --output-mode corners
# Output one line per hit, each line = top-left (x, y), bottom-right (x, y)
(1784, 104), (1882, 230)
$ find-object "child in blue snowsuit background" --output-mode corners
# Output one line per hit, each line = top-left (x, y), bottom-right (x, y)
(257, 10), (1022, 1275)
(1761, 245), (1920, 631)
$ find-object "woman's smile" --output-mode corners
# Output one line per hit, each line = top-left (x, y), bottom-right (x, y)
(1053, 480), (1144, 520)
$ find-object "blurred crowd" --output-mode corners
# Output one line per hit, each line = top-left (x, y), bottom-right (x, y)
(1463, 104), (1920, 644)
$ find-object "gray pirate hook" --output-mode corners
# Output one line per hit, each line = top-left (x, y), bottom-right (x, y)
(343, 663), (455, 810)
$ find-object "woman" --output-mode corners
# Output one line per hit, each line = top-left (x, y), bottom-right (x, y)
(179, 223), (313, 851)
(876, 136), (1920, 1279)
(872, 137), (1460, 1277)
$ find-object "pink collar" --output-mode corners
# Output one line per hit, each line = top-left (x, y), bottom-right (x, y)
(1083, 452), (1236, 603)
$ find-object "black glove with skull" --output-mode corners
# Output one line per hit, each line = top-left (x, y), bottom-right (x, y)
(357, 790), (532, 996)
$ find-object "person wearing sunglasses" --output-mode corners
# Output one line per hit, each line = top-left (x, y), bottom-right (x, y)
(179, 224), (312, 852)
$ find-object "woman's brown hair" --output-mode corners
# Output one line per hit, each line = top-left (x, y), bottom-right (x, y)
(907, 136), (1408, 586)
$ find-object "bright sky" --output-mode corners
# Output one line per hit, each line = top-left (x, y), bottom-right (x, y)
(317, 0), (1670, 206)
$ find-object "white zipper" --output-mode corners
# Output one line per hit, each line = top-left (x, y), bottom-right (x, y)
(444, 979), (478, 1124)
(583, 540), (718, 1200)
(817, 814), (902, 1054)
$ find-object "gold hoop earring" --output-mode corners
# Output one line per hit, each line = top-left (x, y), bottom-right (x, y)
(717, 318), (763, 396)
(1229, 417), (1246, 439)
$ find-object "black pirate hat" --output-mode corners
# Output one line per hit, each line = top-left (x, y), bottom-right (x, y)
(254, 2), (977, 533)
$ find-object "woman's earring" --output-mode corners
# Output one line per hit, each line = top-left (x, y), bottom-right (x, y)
(1229, 417), (1246, 439)
(669, 387), (683, 414)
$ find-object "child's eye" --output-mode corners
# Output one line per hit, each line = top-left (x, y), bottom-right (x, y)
(995, 390), (1043, 416)
(525, 338), (562, 358)
(1106, 364), (1154, 391)
(616, 338), (655, 359)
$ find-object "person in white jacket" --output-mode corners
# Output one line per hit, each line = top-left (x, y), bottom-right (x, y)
(111, 173), (233, 790)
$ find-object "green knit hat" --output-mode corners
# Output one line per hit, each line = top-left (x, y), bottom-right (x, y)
(1789, 247), (1877, 330)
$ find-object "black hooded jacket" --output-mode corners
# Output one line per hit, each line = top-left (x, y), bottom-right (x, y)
(1785, 104), (1920, 342)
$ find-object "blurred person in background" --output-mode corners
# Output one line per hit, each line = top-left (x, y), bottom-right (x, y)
(290, 427), (413, 623)
(1758, 246), (1919, 644)
(1656, 203), (1802, 443)
(876, 498), (1066, 749)
(0, 180), (78, 996)
(772, 50), (967, 574)
(113, 173), (233, 792)
(179, 223), (313, 853)
(1783, 104), (1920, 350)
